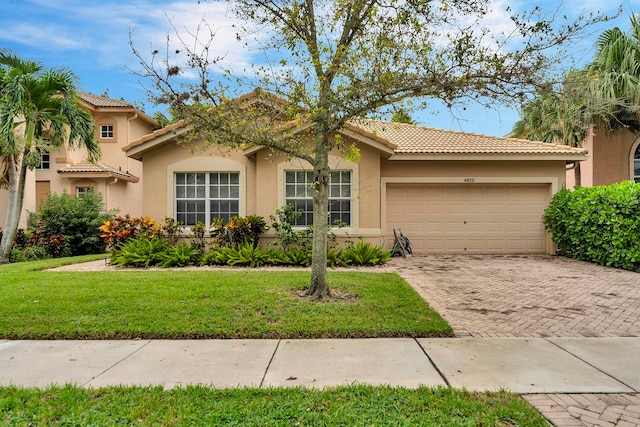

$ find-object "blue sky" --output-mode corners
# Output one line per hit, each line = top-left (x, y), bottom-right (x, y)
(1, 0), (638, 136)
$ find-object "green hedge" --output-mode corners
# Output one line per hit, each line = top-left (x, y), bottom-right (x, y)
(543, 181), (640, 271)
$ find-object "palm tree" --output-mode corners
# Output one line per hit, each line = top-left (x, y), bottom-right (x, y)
(513, 14), (640, 186)
(0, 50), (100, 263)
(512, 76), (592, 185)
(584, 14), (640, 133)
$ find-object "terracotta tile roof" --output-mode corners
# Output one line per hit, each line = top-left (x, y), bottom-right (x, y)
(79, 93), (133, 108)
(79, 93), (158, 128)
(125, 110), (587, 159)
(57, 162), (139, 182)
(350, 119), (587, 156)
(122, 119), (188, 151)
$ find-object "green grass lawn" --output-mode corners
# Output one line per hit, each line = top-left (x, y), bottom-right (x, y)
(0, 257), (551, 425)
(0, 256), (453, 339)
(0, 385), (549, 426)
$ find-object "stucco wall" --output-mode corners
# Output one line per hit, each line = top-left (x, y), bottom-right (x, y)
(591, 128), (637, 186)
(568, 127), (639, 189)
(382, 159), (567, 188)
(140, 141), (255, 223)
(0, 111), (154, 230)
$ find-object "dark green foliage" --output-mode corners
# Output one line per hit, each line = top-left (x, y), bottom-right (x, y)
(327, 247), (349, 268)
(110, 238), (169, 267)
(269, 204), (345, 251)
(112, 238), (390, 268)
(201, 242), (271, 267)
(342, 240), (392, 265)
(544, 181), (640, 271)
(9, 246), (48, 263)
(284, 246), (313, 266)
(211, 215), (267, 248)
(269, 204), (312, 249)
(158, 243), (202, 267)
(28, 191), (114, 257)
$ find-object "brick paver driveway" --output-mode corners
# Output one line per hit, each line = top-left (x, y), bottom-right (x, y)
(391, 254), (640, 338)
(392, 255), (640, 426)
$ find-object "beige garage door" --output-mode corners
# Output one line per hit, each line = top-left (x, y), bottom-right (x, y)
(386, 184), (550, 253)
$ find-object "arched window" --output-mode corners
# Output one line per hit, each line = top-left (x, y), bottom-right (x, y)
(635, 144), (640, 183)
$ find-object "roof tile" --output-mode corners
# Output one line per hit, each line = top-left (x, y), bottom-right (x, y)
(79, 93), (134, 108)
(58, 161), (138, 180)
(349, 119), (587, 155)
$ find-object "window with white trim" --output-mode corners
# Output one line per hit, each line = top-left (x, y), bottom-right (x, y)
(175, 172), (240, 225)
(284, 170), (351, 226)
(634, 144), (640, 183)
(35, 148), (50, 170)
(100, 124), (114, 139)
(76, 186), (93, 197)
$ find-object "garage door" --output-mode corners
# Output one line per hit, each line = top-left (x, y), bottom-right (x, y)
(386, 184), (550, 253)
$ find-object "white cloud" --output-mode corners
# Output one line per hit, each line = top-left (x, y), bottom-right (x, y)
(0, 0), (261, 73)
(0, 22), (84, 50)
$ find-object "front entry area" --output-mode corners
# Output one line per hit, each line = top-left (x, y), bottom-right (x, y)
(385, 184), (550, 253)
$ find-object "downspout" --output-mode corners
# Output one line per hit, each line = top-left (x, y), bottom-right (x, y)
(565, 161), (582, 188)
(565, 162), (578, 171)
(126, 114), (138, 173)
(105, 177), (119, 210)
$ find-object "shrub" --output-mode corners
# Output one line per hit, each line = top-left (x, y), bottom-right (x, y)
(9, 245), (48, 262)
(110, 237), (169, 267)
(342, 240), (391, 266)
(157, 242), (202, 267)
(189, 221), (208, 253)
(211, 215), (267, 248)
(29, 191), (115, 257)
(201, 241), (270, 267)
(99, 215), (162, 249)
(285, 246), (312, 266)
(269, 204), (311, 249)
(327, 247), (349, 268)
(543, 181), (640, 271)
(269, 204), (346, 250)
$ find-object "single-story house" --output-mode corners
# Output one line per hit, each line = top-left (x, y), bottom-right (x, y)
(124, 92), (587, 255)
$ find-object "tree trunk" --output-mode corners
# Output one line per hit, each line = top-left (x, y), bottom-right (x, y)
(0, 154), (23, 264)
(306, 133), (331, 300)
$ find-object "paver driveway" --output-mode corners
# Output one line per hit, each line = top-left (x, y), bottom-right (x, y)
(391, 254), (640, 338)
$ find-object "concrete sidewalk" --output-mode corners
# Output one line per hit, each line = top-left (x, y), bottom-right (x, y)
(0, 337), (638, 393)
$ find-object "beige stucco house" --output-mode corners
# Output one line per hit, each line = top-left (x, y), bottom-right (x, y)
(124, 93), (587, 255)
(565, 126), (640, 188)
(0, 93), (157, 227)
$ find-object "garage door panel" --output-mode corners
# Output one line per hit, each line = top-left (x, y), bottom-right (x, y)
(486, 222), (504, 232)
(386, 184), (549, 254)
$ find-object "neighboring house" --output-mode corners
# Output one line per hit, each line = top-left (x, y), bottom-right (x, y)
(124, 91), (586, 255)
(0, 93), (158, 227)
(565, 126), (640, 188)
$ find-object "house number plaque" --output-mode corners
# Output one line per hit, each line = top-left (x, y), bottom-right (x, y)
(464, 178), (475, 183)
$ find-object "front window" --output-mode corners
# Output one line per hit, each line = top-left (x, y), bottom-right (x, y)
(100, 124), (114, 139)
(76, 187), (93, 197)
(285, 170), (351, 226)
(634, 145), (640, 183)
(35, 148), (50, 170)
(175, 172), (240, 225)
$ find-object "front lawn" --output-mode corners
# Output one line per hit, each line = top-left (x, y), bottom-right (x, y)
(0, 256), (453, 339)
(0, 385), (548, 426)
